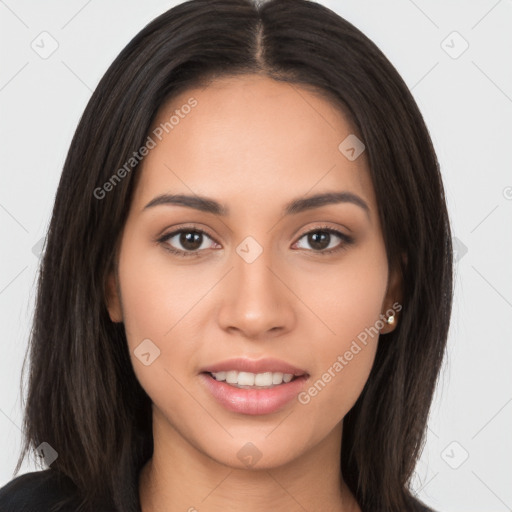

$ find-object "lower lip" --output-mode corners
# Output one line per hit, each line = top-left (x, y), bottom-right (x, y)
(200, 373), (309, 415)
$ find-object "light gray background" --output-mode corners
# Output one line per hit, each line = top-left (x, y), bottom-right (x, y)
(1, 1), (511, 511)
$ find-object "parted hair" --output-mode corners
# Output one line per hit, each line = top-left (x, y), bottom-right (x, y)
(15, 1), (453, 511)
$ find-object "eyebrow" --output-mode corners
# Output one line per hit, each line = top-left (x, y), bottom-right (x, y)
(143, 191), (370, 218)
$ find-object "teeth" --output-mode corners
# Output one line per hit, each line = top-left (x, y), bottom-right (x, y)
(210, 370), (297, 388)
(238, 372), (255, 386)
(255, 372), (272, 386)
(225, 371), (237, 384)
(272, 372), (283, 385)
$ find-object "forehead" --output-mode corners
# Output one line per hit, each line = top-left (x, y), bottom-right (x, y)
(132, 74), (375, 217)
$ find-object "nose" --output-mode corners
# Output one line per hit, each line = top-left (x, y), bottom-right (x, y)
(217, 246), (296, 340)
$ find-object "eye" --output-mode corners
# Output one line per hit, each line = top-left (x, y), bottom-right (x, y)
(157, 227), (218, 258)
(293, 226), (354, 256)
(157, 224), (354, 258)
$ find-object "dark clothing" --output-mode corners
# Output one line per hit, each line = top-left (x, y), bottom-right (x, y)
(0, 470), (118, 512)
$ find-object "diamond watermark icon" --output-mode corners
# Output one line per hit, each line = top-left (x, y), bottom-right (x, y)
(35, 442), (58, 467)
(441, 31), (469, 59)
(441, 440), (469, 469)
(338, 134), (365, 161)
(31, 31), (59, 59)
(236, 236), (263, 263)
(31, 237), (45, 258)
(452, 237), (468, 263)
(237, 442), (263, 468)
(134, 338), (161, 366)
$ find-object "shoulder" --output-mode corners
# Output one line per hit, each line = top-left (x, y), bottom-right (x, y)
(0, 469), (83, 512)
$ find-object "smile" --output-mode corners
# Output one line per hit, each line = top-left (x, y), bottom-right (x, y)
(210, 370), (296, 388)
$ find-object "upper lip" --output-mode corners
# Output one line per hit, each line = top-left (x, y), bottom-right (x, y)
(200, 357), (308, 377)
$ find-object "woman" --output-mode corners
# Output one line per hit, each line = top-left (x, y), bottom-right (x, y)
(0, 0), (453, 510)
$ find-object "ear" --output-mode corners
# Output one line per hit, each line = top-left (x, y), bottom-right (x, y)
(105, 269), (123, 323)
(380, 254), (406, 335)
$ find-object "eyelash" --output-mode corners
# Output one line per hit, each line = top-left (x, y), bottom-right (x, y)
(157, 224), (354, 258)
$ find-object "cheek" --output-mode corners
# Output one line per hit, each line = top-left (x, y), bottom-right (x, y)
(115, 238), (196, 386)
(117, 234), (208, 342)
(303, 240), (388, 346)
(295, 244), (387, 418)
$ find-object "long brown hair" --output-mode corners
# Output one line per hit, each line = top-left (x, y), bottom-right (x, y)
(15, 1), (453, 511)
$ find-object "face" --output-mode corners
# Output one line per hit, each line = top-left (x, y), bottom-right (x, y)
(106, 74), (401, 470)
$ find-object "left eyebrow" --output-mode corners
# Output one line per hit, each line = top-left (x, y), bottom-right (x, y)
(143, 191), (370, 218)
(283, 191), (370, 218)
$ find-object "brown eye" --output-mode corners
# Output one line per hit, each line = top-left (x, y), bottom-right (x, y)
(158, 228), (217, 257)
(294, 227), (354, 255)
(176, 231), (204, 251)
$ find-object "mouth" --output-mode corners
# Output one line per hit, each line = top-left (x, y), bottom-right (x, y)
(198, 358), (310, 415)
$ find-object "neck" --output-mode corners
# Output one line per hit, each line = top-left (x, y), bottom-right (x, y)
(138, 409), (359, 512)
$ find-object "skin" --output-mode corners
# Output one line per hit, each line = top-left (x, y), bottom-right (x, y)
(106, 73), (402, 512)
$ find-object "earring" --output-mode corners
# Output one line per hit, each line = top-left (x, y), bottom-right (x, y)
(386, 314), (395, 325)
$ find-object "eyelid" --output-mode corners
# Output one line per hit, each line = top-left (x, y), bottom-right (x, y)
(157, 223), (218, 243)
(295, 223), (352, 241)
